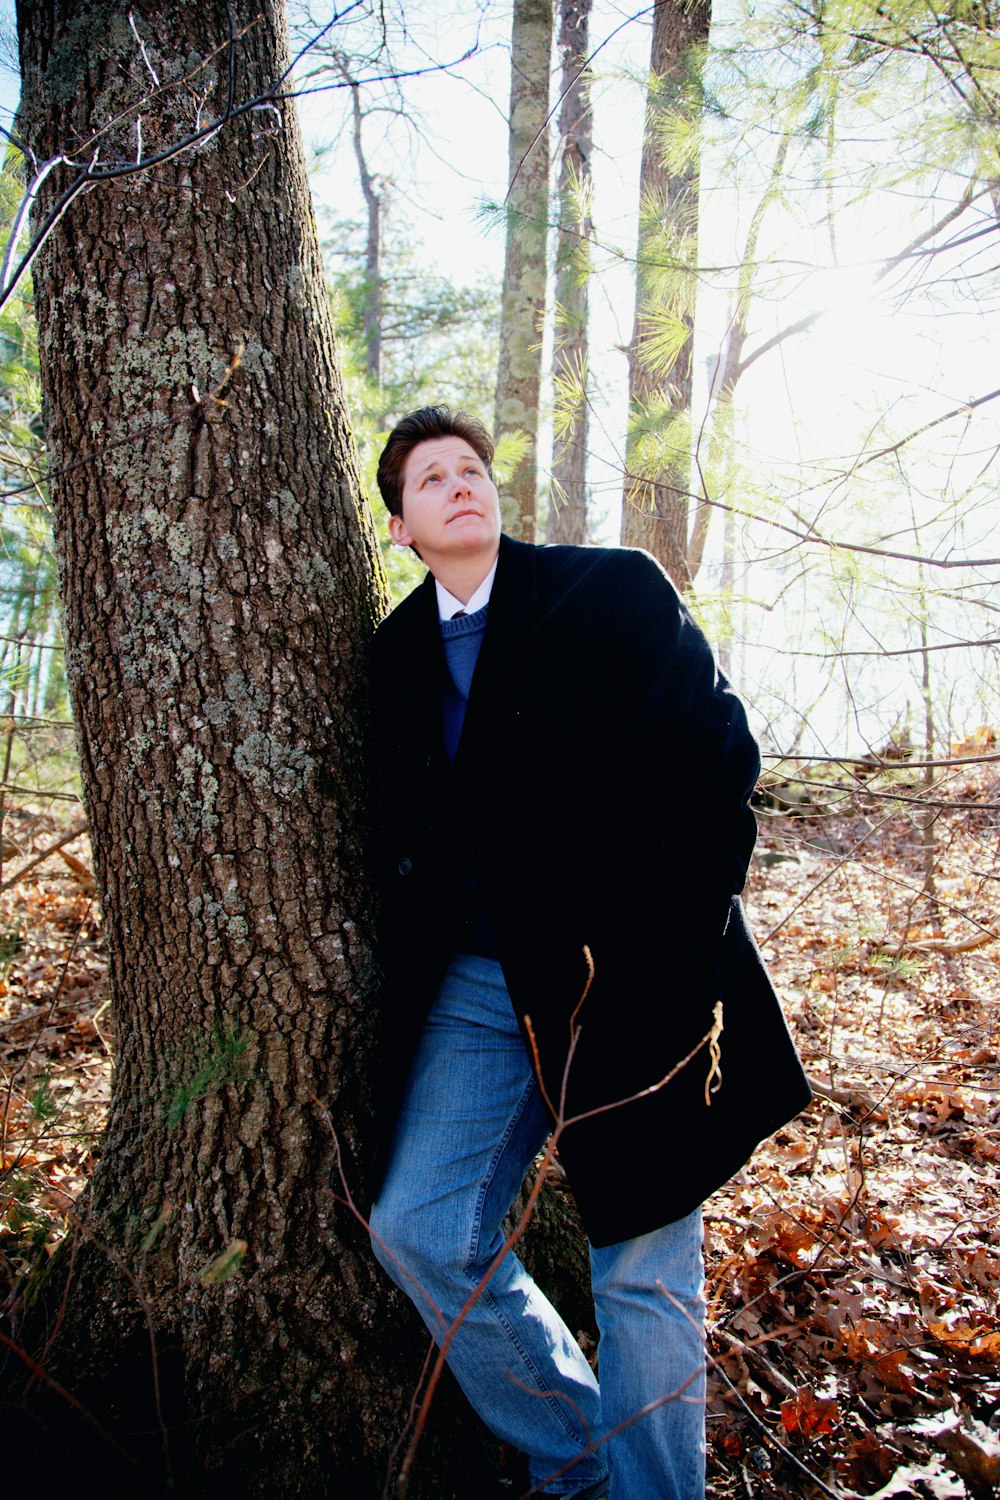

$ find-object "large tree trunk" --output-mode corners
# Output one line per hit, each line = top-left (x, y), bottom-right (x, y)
(621, 0), (710, 589)
(546, 0), (592, 546)
(495, 0), (553, 542)
(4, 4), (498, 1493)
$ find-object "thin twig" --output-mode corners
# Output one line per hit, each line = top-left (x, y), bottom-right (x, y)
(0, 820), (89, 893)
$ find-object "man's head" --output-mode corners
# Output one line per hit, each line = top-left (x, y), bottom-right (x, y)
(375, 408), (502, 594)
(376, 406), (494, 517)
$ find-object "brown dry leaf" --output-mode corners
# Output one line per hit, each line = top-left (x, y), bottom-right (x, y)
(969, 1332), (1000, 1360)
(928, 1319), (1000, 1360)
(56, 848), (97, 894)
(912, 1413), (1000, 1496)
(953, 1046), (994, 1066)
(865, 1208), (903, 1250)
(967, 1135), (1000, 1164)
(9, 762), (1000, 1495)
(780, 1386), (840, 1437)
(809, 972), (836, 993)
(951, 725), (996, 755)
(939, 1422), (1000, 1495)
(839, 1319), (920, 1395)
(772, 1134), (813, 1164)
(837, 1428), (902, 1488)
(749, 1210), (820, 1267)
(866, 1458), (966, 1497)
(961, 1249), (1000, 1290)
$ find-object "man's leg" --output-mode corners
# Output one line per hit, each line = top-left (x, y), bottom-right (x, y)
(370, 954), (608, 1495)
(589, 1211), (706, 1500)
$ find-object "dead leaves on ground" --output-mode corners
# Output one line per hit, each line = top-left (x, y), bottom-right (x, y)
(2, 765), (999, 1497)
(708, 763), (1000, 1495)
(0, 814), (109, 1282)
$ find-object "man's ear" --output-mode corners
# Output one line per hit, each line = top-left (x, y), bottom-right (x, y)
(388, 512), (413, 548)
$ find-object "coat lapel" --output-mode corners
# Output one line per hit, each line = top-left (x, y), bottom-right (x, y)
(389, 570), (450, 784)
(452, 535), (537, 777)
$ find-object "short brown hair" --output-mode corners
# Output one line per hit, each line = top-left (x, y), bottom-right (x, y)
(376, 406), (494, 516)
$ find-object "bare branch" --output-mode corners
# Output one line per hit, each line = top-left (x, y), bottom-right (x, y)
(0, 819), (89, 893)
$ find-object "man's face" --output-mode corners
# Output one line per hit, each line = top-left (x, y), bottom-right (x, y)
(389, 436), (501, 573)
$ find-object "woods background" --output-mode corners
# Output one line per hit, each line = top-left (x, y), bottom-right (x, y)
(0, 1), (997, 1496)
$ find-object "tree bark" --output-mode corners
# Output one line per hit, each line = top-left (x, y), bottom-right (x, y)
(621, 0), (710, 588)
(546, 0), (592, 546)
(495, 0), (553, 542)
(4, 4), (492, 1493)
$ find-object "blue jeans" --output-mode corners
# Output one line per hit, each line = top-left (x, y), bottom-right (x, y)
(370, 955), (706, 1499)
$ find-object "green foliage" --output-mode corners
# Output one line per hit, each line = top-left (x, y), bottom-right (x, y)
(0, 925), (21, 971)
(166, 1024), (252, 1128)
(552, 157), (593, 286)
(634, 308), (692, 381)
(140, 1205), (172, 1254)
(654, 98), (706, 180)
(0, 164), (44, 474)
(493, 430), (532, 488)
(1, 1167), (47, 1238)
(626, 403), (694, 488)
(0, 155), (66, 723)
(551, 349), (588, 445)
(868, 949), (930, 981)
(324, 215), (499, 427)
(29, 1065), (56, 1122)
(198, 1237), (248, 1285)
(625, 0), (1000, 752)
(733, 0), (1000, 198)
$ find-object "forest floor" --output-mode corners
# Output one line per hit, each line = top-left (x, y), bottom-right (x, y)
(0, 748), (998, 1498)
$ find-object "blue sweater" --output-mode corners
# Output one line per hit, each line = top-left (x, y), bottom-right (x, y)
(440, 603), (489, 762)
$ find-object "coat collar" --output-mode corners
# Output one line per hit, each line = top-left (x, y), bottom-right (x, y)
(383, 535), (538, 776)
(487, 533), (538, 627)
(412, 532), (537, 629)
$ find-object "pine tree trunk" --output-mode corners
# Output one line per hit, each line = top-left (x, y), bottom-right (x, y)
(5, 4), (499, 1493)
(495, 0), (553, 542)
(621, 0), (710, 588)
(546, 0), (592, 546)
(349, 80), (383, 391)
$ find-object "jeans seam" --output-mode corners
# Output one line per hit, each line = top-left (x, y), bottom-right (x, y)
(466, 1279), (596, 1452)
(461, 1077), (592, 1453)
(465, 1074), (538, 1268)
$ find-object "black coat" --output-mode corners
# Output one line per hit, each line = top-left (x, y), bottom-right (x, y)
(369, 535), (811, 1247)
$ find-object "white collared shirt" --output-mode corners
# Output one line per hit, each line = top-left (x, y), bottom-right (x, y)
(435, 558), (498, 622)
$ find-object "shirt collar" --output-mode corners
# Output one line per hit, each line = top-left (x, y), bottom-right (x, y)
(435, 558), (498, 622)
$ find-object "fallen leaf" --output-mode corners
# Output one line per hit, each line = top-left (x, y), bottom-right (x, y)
(780, 1386), (840, 1437)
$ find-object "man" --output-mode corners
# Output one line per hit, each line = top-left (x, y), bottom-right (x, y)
(367, 406), (811, 1499)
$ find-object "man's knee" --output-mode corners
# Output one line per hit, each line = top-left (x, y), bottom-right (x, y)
(369, 1184), (467, 1282)
(367, 1194), (401, 1278)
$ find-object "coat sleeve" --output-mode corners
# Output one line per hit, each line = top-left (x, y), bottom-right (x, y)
(606, 548), (761, 936)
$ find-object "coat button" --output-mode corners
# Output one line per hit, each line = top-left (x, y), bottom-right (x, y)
(398, 858), (413, 876)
